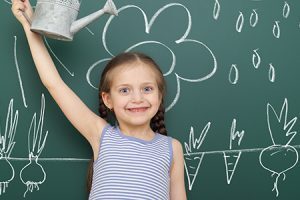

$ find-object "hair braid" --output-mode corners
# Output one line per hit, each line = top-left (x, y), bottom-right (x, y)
(98, 95), (109, 120)
(151, 104), (167, 136)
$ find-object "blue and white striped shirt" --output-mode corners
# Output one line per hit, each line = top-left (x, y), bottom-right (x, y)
(89, 125), (173, 200)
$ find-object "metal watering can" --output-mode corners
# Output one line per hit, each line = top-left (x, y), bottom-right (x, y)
(23, 0), (118, 41)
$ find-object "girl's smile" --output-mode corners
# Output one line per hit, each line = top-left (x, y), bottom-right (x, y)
(127, 107), (149, 112)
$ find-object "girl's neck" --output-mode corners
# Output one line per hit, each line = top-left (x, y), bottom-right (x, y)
(118, 123), (155, 140)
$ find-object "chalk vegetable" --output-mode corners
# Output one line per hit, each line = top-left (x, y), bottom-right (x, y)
(20, 95), (48, 197)
(259, 99), (298, 196)
(0, 100), (18, 195)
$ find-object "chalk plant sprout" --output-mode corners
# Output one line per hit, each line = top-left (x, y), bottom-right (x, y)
(20, 94), (49, 197)
(0, 99), (18, 195)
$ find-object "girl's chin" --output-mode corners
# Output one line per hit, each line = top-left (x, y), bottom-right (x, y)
(120, 112), (153, 125)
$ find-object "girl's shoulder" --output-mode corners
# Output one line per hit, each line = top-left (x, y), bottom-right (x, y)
(171, 138), (184, 156)
(169, 138), (184, 168)
(156, 134), (183, 157)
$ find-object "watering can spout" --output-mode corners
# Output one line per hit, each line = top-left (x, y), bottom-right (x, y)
(70, 0), (118, 34)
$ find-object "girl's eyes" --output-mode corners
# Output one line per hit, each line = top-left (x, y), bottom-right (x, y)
(143, 86), (153, 93)
(119, 88), (130, 94)
(118, 86), (154, 94)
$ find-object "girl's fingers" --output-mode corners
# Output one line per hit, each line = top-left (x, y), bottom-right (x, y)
(12, 2), (25, 14)
(12, 0), (32, 14)
(12, 0), (27, 3)
(19, 0), (32, 9)
(11, 0), (32, 26)
(11, 0), (24, 5)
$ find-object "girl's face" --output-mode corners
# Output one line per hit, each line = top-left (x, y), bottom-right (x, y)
(102, 62), (162, 129)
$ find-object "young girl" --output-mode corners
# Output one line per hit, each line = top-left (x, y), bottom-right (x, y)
(12, 0), (187, 199)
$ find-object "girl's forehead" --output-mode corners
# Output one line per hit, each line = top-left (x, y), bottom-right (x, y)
(111, 63), (157, 83)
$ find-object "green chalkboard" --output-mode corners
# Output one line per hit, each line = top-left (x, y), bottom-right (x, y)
(1, 0), (300, 199)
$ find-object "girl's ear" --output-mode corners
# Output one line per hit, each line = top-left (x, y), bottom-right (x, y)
(101, 92), (113, 110)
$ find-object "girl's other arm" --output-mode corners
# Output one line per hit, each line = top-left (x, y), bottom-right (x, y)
(170, 139), (187, 200)
(11, 0), (107, 158)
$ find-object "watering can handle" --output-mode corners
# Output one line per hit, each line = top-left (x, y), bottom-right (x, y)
(21, 11), (32, 25)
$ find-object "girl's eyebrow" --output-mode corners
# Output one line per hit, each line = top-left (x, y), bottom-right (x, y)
(114, 83), (131, 88)
(115, 82), (156, 87)
(141, 82), (156, 85)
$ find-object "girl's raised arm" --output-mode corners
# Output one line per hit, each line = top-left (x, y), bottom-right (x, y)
(11, 0), (107, 158)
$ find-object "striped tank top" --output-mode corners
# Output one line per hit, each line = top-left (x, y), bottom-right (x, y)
(89, 125), (173, 200)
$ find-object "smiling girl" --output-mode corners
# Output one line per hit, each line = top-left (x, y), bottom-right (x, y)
(12, 0), (187, 199)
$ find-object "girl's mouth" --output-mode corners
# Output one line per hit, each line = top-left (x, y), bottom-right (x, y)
(127, 107), (148, 112)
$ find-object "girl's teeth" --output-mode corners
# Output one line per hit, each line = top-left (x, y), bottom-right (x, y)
(130, 108), (146, 112)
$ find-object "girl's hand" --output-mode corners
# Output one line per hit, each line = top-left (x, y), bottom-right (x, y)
(11, 0), (33, 28)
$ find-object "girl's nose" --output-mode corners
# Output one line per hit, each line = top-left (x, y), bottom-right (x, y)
(131, 90), (143, 102)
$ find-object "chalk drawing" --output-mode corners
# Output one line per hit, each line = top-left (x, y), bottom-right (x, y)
(266, 99), (297, 148)
(13, 36), (28, 108)
(87, 3), (217, 111)
(224, 151), (242, 185)
(103, 3), (191, 53)
(85, 27), (95, 36)
(0, 99), (18, 195)
(184, 122), (211, 190)
(273, 21), (280, 38)
(283, 1), (290, 19)
(229, 64), (239, 84)
(250, 9), (258, 27)
(268, 63), (275, 82)
(252, 48), (261, 69)
(8, 157), (89, 162)
(223, 119), (245, 184)
(236, 11), (244, 32)
(3, 0), (11, 5)
(259, 98), (298, 196)
(20, 94), (48, 197)
(183, 100), (299, 195)
(184, 146), (300, 192)
(213, 0), (221, 20)
(4, 0), (300, 198)
(86, 58), (111, 89)
(125, 41), (176, 76)
(44, 38), (74, 76)
(165, 74), (181, 112)
(229, 119), (244, 149)
(184, 145), (300, 156)
(175, 39), (217, 83)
